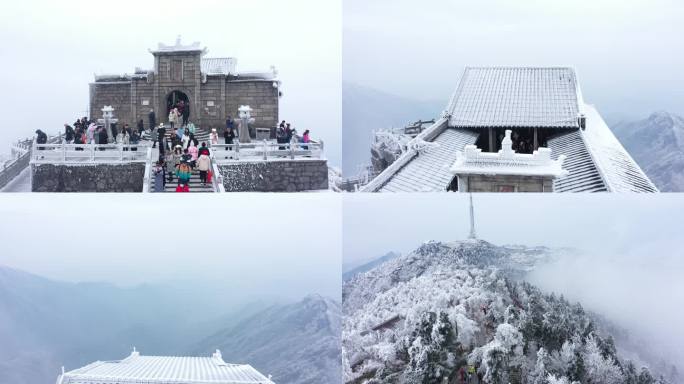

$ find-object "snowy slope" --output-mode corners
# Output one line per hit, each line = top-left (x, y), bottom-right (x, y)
(612, 111), (684, 192)
(343, 251), (401, 282)
(193, 294), (342, 384)
(342, 240), (673, 384)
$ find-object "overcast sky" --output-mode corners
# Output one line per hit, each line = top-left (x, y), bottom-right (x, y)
(0, 194), (341, 300)
(0, 0), (341, 165)
(344, 193), (684, 369)
(344, 0), (684, 121)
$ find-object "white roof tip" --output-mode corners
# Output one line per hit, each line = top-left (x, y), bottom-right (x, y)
(151, 36), (206, 54)
(212, 349), (225, 365)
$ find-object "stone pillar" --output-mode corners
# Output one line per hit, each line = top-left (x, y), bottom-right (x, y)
(488, 127), (494, 152)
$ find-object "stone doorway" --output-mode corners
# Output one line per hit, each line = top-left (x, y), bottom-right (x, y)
(166, 90), (190, 120)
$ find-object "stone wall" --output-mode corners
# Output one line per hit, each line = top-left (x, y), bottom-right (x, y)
(225, 81), (279, 128)
(200, 76), (225, 129)
(456, 174), (555, 192)
(90, 82), (133, 126)
(31, 163), (146, 192)
(219, 160), (328, 192)
(0, 152), (30, 190)
(133, 79), (154, 128)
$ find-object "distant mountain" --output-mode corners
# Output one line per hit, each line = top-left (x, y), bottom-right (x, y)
(612, 111), (684, 192)
(194, 294), (342, 384)
(0, 266), (338, 384)
(343, 251), (401, 282)
(342, 83), (443, 175)
(342, 240), (677, 384)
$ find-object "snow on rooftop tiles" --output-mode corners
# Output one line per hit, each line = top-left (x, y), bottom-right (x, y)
(202, 57), (237, 75)
(58, 349), (275, 384)
(448, 67), (582, 129)
(547, 130), (608, 192)
(450, 130), (568, 178)
(579, 105), (658, 192)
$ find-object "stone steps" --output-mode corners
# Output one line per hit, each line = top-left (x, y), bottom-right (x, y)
(151, 169), (215, 193)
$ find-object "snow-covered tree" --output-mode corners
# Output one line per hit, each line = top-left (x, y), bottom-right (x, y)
(529, 347), (551, 384)
(582, 334), (624, 384)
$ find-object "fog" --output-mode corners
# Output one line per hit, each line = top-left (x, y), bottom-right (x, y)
(343, 193), (684, 369)
(344, 0), (684, 122)
(0, 194), (342, 301)
(0, 0), (341, 166)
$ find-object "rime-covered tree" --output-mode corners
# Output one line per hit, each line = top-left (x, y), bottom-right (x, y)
(582, 334), (623, 384)
(403, 311), (458, 383)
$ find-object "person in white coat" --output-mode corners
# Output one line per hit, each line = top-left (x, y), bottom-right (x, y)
(196, 153), (211, 186)
(168, 108), (179, 130)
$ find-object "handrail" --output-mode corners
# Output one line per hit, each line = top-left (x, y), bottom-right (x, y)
(31, 142), (151, 163)
(210, 139), (324, 161)
(209, 152), (225, 193)
(141, 147), (152, 193)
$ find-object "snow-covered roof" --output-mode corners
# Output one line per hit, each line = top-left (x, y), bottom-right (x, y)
(150, 37), (207, 54)
(58, 350), (274, 384)
(450, 130), (568, 178)
(362, 66), (657, 193)
(94, 73), (147, 82)
(547, 129), (608, 192)
(202, 57), (237, 75)
(362, 119), (478, 192)
(448, 67), (582, 129)
(577, 105), (657, 192)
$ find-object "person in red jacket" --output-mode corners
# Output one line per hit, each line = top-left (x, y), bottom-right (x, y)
(175, 183), (190, 192)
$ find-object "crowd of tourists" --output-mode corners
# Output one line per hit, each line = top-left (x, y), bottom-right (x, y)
(276, 120), (311, 148)
(60, 116), (149, 149)
(151, 141), (212, 192)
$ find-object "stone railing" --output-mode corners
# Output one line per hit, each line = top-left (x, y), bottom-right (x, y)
(450, 130), (567, 177)
(209, 153), (226, 193)
(31, 142), (151, 163)
(210, 140), (324, 162)
(0, 142), (32, 190)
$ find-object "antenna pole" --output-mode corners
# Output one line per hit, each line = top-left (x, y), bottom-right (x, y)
(468, 193), (477, 239)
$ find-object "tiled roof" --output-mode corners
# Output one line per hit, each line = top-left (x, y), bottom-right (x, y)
(59, 351), (274, 384)
(448, 67), (581, 129)
(579, 105), (658, 192)
(202, 58), (237, 76)
(378, 128), (479, 192)
(547, 130), (608, 192)
(362, 67), (657, 193)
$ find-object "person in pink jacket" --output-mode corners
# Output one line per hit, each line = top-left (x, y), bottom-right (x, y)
(188, 142), (199, 167)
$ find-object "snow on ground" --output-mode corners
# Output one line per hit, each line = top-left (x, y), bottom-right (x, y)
(1, 167), (31, 192)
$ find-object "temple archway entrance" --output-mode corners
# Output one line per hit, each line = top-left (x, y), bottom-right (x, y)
(166, 90), (190, 120)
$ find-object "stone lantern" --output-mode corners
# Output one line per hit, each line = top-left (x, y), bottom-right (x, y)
(97, 106), (118, 143)
(238, 105), (255, 143)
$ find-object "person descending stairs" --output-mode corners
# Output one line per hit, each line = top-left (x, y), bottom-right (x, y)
(163, 167), (215, 193)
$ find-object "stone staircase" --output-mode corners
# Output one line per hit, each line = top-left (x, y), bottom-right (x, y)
(152, 168), (215, 193)
(143, 124), (212, 145)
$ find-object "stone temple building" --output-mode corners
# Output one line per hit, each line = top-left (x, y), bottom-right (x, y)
(362, 66), (658, 193)
(89, 37), (280, 131)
